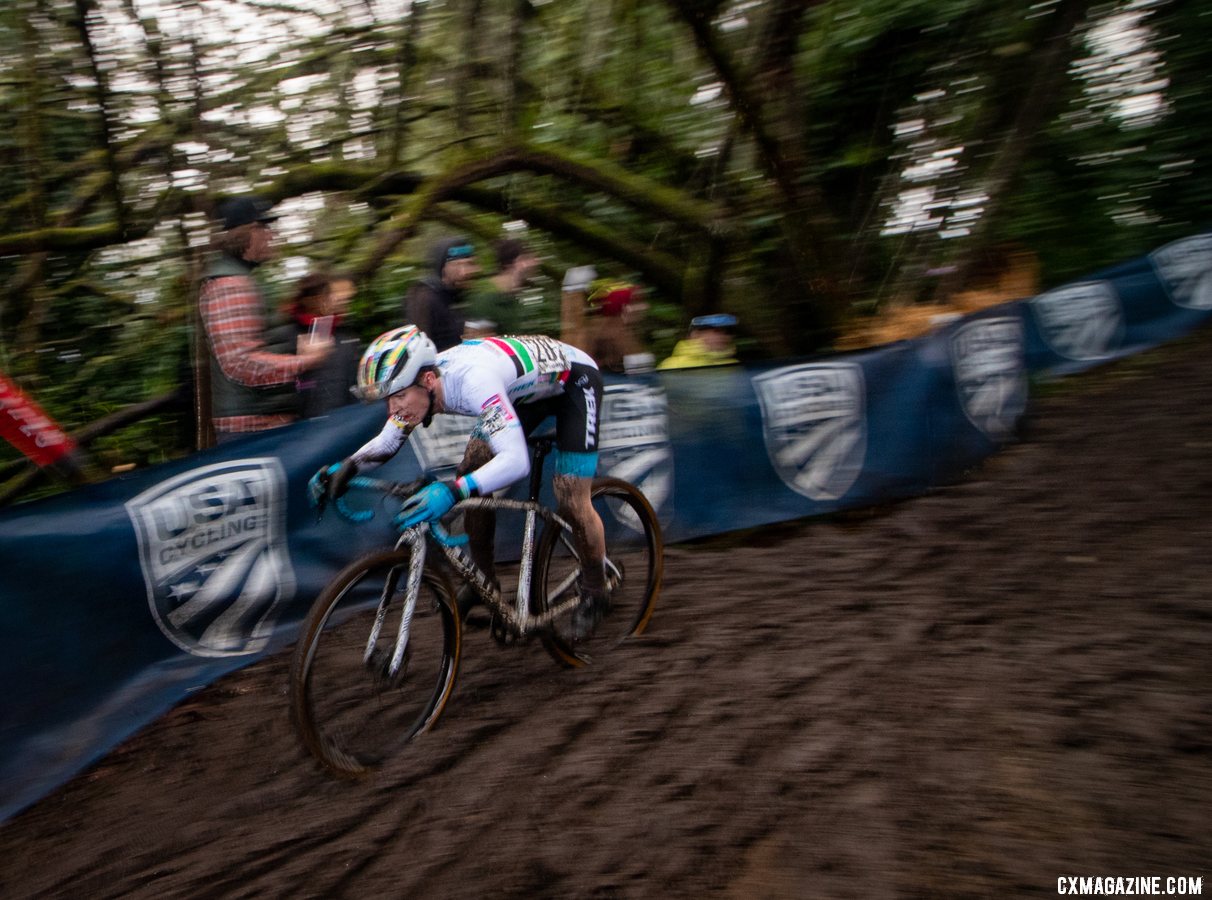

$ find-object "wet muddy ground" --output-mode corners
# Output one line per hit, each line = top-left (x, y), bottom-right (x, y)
(2, 331), (1210, 898)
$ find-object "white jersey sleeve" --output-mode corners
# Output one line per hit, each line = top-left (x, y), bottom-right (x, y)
(349, 415), (412, 469)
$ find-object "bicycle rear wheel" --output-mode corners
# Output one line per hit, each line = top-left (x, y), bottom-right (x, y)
(531, 476), (663, 667)
(289, 548), (461, 777)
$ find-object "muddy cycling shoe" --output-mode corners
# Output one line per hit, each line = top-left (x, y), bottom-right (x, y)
(455, 582), (493, 630)
(570, 586), (612, 642)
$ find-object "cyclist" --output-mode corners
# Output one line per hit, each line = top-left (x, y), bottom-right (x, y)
(309, 325), (609, 637)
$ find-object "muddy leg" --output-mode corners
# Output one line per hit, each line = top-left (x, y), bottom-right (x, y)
(553, 473), (606, 592)
(456, 438), (496, 582)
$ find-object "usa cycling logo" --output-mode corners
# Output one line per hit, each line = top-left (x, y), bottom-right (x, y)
(1150, 233), (1212, 310)
(951, 316), (1027, 439)
(754, 362), (866, 501)
(598, 383), (673, 527)
(125, 458), (295, 657)
(1031, 281), (1123, 360)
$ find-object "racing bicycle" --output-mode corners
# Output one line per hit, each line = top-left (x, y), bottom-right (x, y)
(288, 433), (663, 777)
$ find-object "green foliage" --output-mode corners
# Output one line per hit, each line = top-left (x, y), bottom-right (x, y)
(1, 0), (1209, 497)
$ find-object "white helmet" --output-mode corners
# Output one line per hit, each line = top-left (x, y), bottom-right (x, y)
(354, 325), (437, 401)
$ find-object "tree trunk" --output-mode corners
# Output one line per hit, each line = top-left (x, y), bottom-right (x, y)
(933, 0), (1092, 302)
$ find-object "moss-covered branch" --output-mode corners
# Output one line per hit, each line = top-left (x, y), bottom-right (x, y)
(357, 142), (727, 279)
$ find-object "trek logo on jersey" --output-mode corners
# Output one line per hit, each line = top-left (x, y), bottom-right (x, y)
(598, 383), (672, 528)
(125, 459), (295, 657)
(754, 362), (866, 502)
(951, 316), (1027, 439)
(1150, 233), (1212, 310)
(409, 413), (476, 474)
(1030, 281), (1123, 360)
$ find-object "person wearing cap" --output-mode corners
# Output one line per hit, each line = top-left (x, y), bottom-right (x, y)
(657, 313), (740, 370)
(585, 280), (649, 374)
(465, 237), (539, 337)
(198, 196), (332, 441)
(403, 236), (479, 351)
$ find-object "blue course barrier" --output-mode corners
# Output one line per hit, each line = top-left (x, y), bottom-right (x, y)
(1, 232), (1208, 821)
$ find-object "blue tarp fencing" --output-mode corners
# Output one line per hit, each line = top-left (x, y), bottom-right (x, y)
(1, 232), (1209, 822)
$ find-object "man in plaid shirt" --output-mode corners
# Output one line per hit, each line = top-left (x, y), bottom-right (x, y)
(199, 197), (331, 441)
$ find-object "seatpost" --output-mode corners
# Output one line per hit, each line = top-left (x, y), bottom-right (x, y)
(527, 438), (552, 502)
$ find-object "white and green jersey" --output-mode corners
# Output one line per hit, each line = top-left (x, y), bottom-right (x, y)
(351, 336), (598, 495)
(439, 335), (594, 413)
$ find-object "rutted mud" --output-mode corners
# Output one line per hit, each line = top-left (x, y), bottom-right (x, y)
(2, 332), (1210, 898)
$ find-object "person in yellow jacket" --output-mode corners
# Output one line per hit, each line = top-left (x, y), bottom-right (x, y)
(657, 313), (739, 370)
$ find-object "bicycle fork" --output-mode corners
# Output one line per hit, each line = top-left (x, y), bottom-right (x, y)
(367, 528), (427, 680)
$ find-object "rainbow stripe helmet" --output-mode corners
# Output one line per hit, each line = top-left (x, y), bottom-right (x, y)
(354, 325), (437, 401)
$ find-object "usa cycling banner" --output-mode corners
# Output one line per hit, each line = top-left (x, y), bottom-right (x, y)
(1023, 232), (1212, 375)
(0, 232), (1209, 822)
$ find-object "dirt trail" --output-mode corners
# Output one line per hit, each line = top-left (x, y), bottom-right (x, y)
(2, 332), (1210, 898)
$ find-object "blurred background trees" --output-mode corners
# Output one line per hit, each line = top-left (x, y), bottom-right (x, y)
(0, 0), (1207, 485)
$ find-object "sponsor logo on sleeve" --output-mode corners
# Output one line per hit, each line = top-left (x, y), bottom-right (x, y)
(1150, 233), (1212, 310)
(599, 383), (673, 528)
(477, 394), (517, 442)
(951, 316), (1027, 438)
(1030, 281), (1124, 360)
(754, 362), (866, 501)
(125, 458), (295, 657)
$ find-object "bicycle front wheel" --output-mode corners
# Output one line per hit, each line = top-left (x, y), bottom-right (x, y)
(289, 548), (461, 777)
(532, 476), (663, 667)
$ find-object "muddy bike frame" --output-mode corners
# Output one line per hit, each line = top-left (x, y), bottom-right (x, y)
(333, 435), (600, 680)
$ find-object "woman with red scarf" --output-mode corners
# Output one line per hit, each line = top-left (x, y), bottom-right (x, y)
(279, 273), (362, 418)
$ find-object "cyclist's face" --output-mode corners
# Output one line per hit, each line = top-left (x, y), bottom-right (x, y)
(387, 383), (431, 426)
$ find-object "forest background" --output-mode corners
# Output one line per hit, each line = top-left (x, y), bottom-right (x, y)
(0, 0), (1207, 499)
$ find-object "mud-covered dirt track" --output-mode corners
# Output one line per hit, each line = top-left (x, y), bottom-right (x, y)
(3, 331), (1211, 899)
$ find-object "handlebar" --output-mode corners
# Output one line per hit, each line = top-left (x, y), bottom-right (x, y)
(320, 474), (470, 546)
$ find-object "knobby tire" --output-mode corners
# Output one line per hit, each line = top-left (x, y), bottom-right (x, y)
(289, 547), (461, 777)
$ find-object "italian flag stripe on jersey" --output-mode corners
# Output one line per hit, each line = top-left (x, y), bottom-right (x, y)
(485, 337), (535, 378)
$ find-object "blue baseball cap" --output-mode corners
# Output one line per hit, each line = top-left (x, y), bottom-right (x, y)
(691, 313), (738, 329)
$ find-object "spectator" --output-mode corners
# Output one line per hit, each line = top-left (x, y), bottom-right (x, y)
(275, 272), (362, 418)
(657, 313), (740, 370)
(404, 236), (479, 350)
(466, 237), (539, 336)
(560, 264), (597, 351)
(585, 280), (650, 374)
(198, 196), (331, 442)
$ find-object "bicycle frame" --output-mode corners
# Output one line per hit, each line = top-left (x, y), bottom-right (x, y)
(376, 436), (585, 677)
